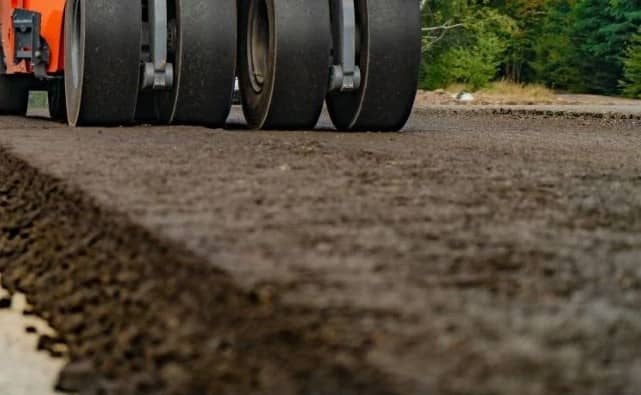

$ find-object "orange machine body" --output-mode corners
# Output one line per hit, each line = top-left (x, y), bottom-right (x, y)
(0, 0), (65, 75)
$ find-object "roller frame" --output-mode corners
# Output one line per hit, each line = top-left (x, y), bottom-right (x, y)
(0, 0), (420, 130)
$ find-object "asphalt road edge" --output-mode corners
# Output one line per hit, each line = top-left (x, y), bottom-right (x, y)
(418, 106), (641, 120)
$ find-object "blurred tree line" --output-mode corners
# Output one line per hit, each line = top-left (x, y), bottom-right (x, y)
(420, 0), (641, 97)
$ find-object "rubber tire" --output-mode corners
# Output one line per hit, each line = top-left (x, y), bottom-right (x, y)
(135, 93), (158, 124)
(0, 49), (30, 116)
(162, 0), (237, 126)
(238, 0), (331, 130)
(64, 0), (142, 126)
(327, 0), (421, 131)
(0, 76), (30, 115)
(48, 79), (67, 121)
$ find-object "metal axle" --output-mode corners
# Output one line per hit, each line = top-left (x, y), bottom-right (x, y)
(141, 0), (174, 90)
(329, 0), (361, 93)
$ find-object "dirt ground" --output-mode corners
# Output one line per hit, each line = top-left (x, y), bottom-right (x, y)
(1, 107), (641, 395)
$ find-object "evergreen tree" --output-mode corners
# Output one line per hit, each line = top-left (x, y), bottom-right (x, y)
(530, 0), (579, 89)
(570, 0), (641, 94)
(621, 32), (641, 98)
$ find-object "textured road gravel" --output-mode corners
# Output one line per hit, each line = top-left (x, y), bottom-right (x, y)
(1, 108), (641, 395)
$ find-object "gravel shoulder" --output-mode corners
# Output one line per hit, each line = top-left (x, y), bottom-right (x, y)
(1, 108), (641, 394)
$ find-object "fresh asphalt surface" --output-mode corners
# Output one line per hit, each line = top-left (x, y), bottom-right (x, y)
(1, 106), (641, 394)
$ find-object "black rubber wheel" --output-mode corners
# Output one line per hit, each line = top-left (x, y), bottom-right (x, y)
(0, 76), (30, 116)
(64, 0), (141, 126)
(327, 0), (421, 131)
(141, 0), (236, 126)
(157, 0), (237, 126)
(48, 78), (67, 121)
(238, 0), (331, 130)
(0, 49), (30, 115)
(135, 93), (157, 124)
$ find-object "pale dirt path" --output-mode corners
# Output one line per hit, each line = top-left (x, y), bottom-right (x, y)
(0, 279), (67, 395)
(415, 90), (641, 115)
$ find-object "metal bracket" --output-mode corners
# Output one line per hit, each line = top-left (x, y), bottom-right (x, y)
(141, 0), (174, 90)
(329, 0), (361, 93)
(12, 9), (50, 79)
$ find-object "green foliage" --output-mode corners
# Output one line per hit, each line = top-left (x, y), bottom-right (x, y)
(421, 5), (516, 90)
(621, 32), (641, 97)
(569, 0), (641, 93)
(529, 0), (580, 89)
(437, 32), (506, 90)
(420, 0), (641, 96)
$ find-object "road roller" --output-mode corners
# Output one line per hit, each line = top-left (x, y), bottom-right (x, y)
(0, 0), (421, 131)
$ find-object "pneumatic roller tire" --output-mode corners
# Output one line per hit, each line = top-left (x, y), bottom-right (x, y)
(157, 0), (237, 126)
(48, 79), (67, 122)
(0, 48), (30, 116)
(0, 76), (30, 116)
(64, 0), (141, 126)
(238, 0), (331, 130)
(327, 0), (421, 132)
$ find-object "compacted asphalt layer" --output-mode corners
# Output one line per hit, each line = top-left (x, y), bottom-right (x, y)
(1, 107), (641, 395)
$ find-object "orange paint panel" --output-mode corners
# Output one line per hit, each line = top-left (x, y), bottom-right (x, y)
(26, 0), (66, 73)
(1, 0), (65, 75)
